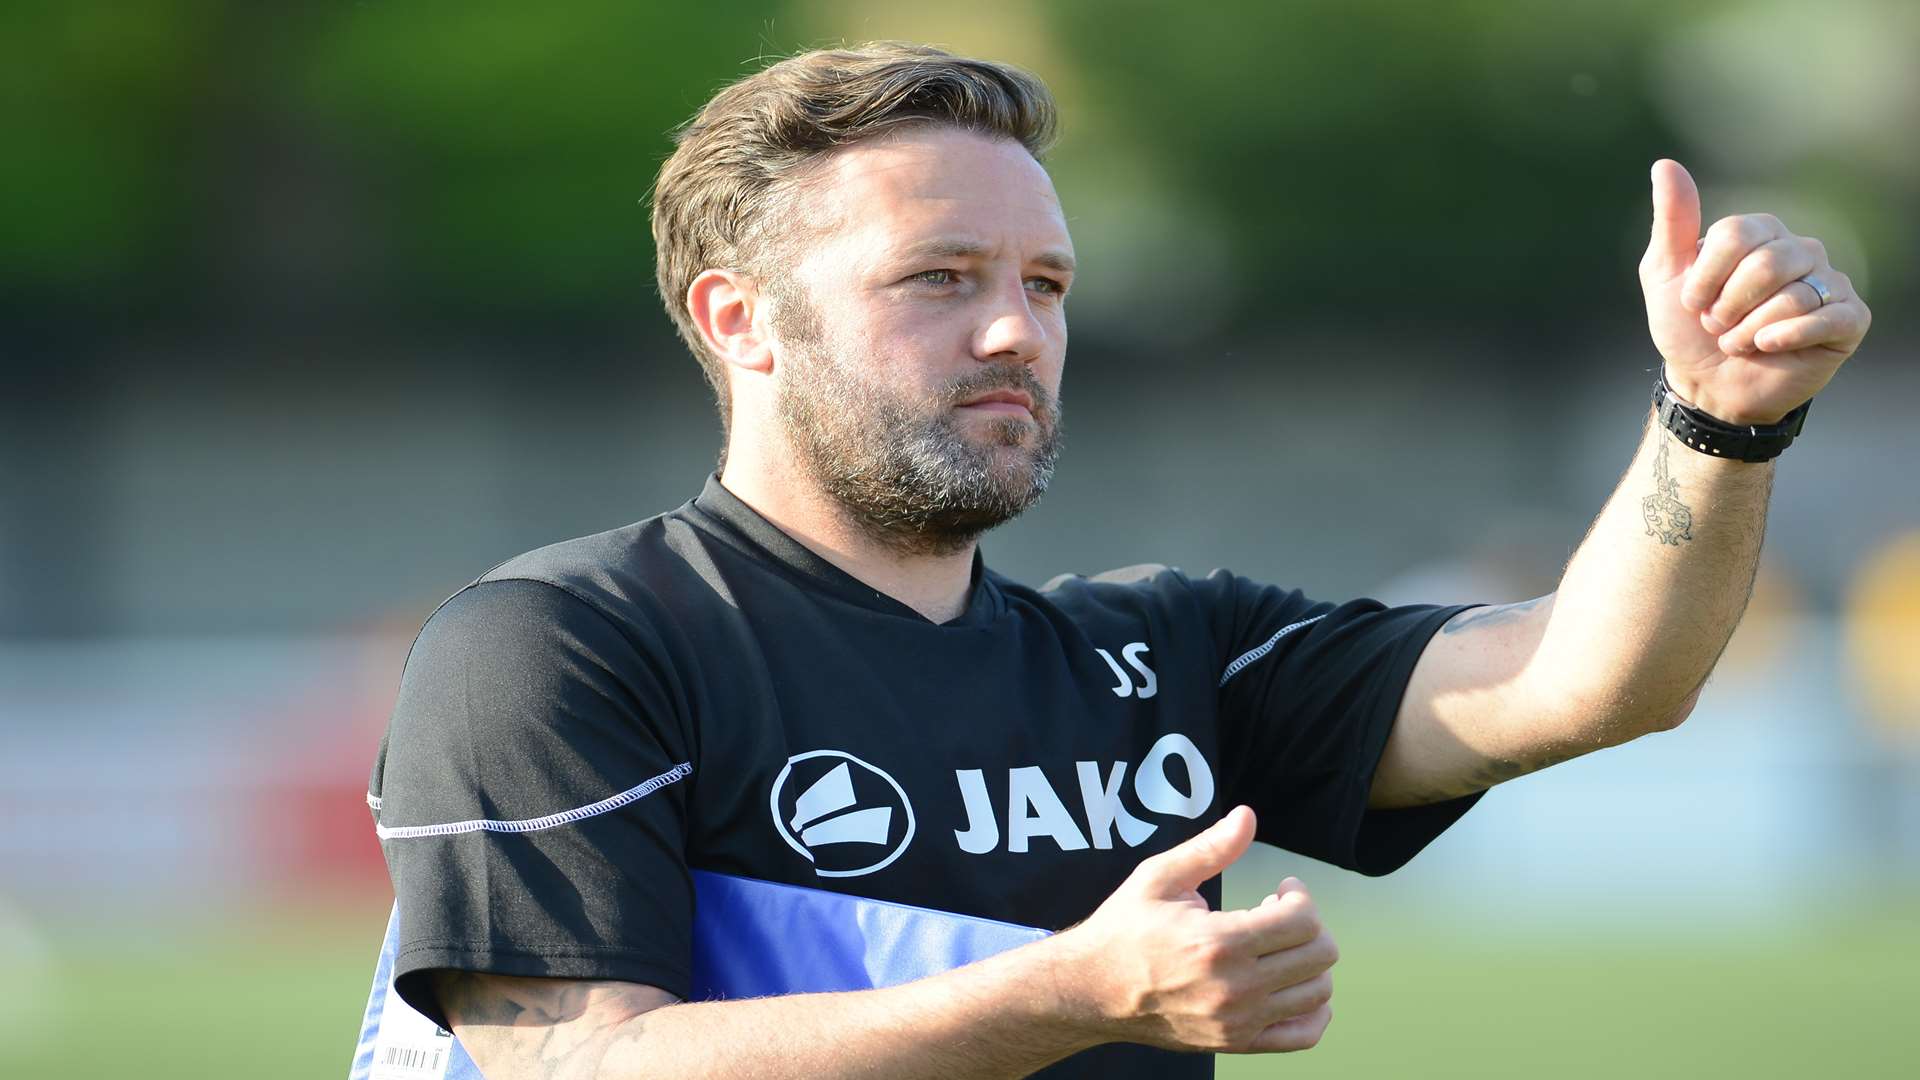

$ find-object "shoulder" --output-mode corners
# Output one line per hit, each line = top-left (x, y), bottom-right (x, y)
(385, 527), (706, 781)
(995, 562), (1235, 646)
(1030, 562), (1183, 602)
(1007, 565), (1336, 667)
(423, 499), (743, 641)
(989, 562), (1174, 624)
(473, 512), (685, 614)
(1019, 563), (1255, 622)
(402, 506), (731, 696)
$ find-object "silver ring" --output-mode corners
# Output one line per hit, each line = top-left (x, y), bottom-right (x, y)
(1798, 273), (1834, 308)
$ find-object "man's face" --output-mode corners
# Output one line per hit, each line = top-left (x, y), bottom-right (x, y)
(765, 126), (1074, 556)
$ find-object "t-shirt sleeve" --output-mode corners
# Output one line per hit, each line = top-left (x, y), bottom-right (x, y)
(1198, 571), (1481, 876)
(370, 577), (695, 1029)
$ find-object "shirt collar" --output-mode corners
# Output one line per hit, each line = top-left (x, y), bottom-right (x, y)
(688, 474), (1003, 627)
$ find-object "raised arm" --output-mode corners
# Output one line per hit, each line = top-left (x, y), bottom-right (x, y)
(434, 807), (1340, 1079)
(1370, 159), (1871, 809)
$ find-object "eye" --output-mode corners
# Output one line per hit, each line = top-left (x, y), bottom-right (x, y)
(911, 269), (957, 286)
(1027, 276), (1067, 297)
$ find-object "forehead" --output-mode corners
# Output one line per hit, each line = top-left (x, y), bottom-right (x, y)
(790, 127), (1072, 266)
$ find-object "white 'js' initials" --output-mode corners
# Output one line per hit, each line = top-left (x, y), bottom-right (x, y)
(1095, 643), (1158, 699)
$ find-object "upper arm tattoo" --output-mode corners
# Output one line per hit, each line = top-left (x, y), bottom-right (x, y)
(433, 971), (677, 1080)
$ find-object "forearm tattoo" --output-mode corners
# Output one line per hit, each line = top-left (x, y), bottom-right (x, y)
(434, 972), (672, 1080)
(1640, 437), (1694, 546)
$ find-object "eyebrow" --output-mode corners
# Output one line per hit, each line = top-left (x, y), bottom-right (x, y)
(898, 239), (1076, 275)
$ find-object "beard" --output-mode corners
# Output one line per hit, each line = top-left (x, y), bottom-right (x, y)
(773, 323), (1062, 558)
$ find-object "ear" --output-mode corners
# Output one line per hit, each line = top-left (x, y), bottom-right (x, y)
(687, 268), (774, 375)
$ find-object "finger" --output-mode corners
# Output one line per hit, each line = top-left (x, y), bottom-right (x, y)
(1244, 1002), (1333, 1054)
(1262, 970), (1334, 1025)
(1700, 236), (1821, 334)
(1252, 931), (1340, 989)
(1753, 299), (1870, 355)
(1226, 885), (1322, 955)
(1130, 806), (1255, 898)
(1714, 280), (1826, 355)
(1643, 159), (1700, 280)
(1682, 214), (1786, 312)
(1258, 875), (1306, 907)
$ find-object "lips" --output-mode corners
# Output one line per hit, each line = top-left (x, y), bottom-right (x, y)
(956, 389), (1035, 414)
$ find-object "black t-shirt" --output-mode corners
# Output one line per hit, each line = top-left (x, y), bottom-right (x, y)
(371, 476), (1479, 1077)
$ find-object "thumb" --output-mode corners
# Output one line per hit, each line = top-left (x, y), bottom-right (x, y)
(1133, 805), (1256, 898)
(1644, 158), (1701, 280)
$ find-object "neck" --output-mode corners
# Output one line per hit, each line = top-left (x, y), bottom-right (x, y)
(719, 450), (979, 625)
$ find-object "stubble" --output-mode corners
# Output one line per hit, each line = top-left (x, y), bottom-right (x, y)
(771, 294), (1062, 557)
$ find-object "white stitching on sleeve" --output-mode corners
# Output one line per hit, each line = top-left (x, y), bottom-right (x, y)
(373, 762), (692, 840)
(1218, 614), (1327, 687)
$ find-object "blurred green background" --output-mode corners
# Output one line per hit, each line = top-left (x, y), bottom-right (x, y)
(3, 1), (1917, 1077)
(8, 901), (1913, 1078)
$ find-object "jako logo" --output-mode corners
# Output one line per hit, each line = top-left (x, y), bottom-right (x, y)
(953, 733), (1212, 855)
(770, 749), (916, 878)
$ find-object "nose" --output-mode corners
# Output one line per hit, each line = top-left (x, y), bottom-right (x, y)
(974, 281), (1048, 365)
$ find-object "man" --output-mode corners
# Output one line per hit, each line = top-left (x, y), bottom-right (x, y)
(359, 42), (1871, 1079)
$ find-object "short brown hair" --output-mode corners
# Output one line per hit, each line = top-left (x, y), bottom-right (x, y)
(649, 42), (1059, 439)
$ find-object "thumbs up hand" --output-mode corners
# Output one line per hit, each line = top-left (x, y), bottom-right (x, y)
(1639, 159), (1870, 426)
(1047, 806), (1339, 1055)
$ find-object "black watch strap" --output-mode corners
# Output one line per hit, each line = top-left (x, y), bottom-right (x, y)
(1653, 371), (1809, 463)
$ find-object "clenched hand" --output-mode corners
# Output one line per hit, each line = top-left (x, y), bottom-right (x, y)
(1048, 806), (1339, 1055)
(1640, 158), (1871, 426)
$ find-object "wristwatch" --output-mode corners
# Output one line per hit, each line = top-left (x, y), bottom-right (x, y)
(1653, 370), (1810, 463)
